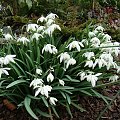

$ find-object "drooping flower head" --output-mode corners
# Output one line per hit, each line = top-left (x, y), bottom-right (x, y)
(67, 41), (84, 51)
(42, 44), (58, 54)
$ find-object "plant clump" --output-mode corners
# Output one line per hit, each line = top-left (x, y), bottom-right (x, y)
(0, 13), (120, 119)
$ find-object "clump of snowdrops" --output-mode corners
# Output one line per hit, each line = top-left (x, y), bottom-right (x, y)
(0, 13), (120, 119)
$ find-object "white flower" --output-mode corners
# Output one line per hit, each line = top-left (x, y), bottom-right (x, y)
(37, 26), (45, 33)
(0, 57), (4, 66)
(59, 79), (65, 86)
(31, 33), (43, 41)
(30, 78), (43, 88)
(36, 69), (42, 75)
(46, 13), (58, 20)
(44, 24), (61, 36)
(84, 60), (94, 68)
(3, 55), (16, 65)
(82, 52), (95, 60)
(85, 73), (102, 87)
(95, 26), (104, 32)
(100, 42), (113, 54)
(47, 73), (54, 82)
(90, 37), (100, 47)
(112, 42), (120, 56)
(93, 30), (99, 35)
(37, 15), (47, 23)
(17, 37), (30, 44)
(42, 44), (58, 54)
(117, 66), (120, 73)
(78, 71), (86, 81)
(35, 85), (52, 97)
(46, 19), (55, 26)
(58, 52), (70, 63)
(81, 39), (88, 45)
(88, 32), (96, 38)
(67, 41), (84, 51)
(66, 58), (76, 69)
(3, 33), (13, 40)
(100, 53), (114, 70)
(103, 34), (111, 41)
(109, 75), (119, 82)
(93, 58), (106, 69)
(0, 68), (11, 78)
(27, 24), (38, 32)
(49, 97), (58, 105)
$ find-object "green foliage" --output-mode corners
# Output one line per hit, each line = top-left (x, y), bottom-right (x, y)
(0, 11), (120, 120)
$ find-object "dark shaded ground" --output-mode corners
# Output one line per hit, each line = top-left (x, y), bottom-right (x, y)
(0, 85), (120, 120)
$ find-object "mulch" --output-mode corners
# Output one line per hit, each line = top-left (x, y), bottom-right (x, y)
(0, 85), (120, 120)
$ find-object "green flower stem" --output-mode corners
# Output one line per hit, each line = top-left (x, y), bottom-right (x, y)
(48, 107), (53, 120)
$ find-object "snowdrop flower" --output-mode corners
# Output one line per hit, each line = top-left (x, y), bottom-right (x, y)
(93, 30), (99, 35)
(59, 79), (65, 86)
(4, 55), (16, 65)
(103, 34), (111, 42)
(37, 15), (47, 23)
(3, 33), (13, 40)
(67, 41), (84, 51)
(44, 24), (61, 36)
(81, 39), (88, 46)
(0, 57), (4, 66)
(78, 71), (87, 81)
(112, 42), (120, 56)
(84, 60), (94, 68)
(17, 37), (30, 44)
(42, 44), (58, 54)
(93, 58), (106, 69)
(47, 73), (54, 82)
(100, 42), (113, 54)
(66, 58), (76, 69)
(100, 53), (114, 70)
(27, 24), (38, 32)
(46, 13), (58, 20)
(88, 32), (96, 38)
(90, 37), (100, 47)
(49, 97), (58, 105)
(37, 26), (45, 33)
(58, 52), (70, 63)
(85, 73), (102, 87)
(100, 42), (120, 57)
(109, 75), (119, 82)
(95, 26), (104, 32)
(0, 68), (11, 78)
(31, 33), (43, 41)
(117, 66), (120, 73)
(35, 85), (52, 97)
(36, 69), (42, 75)
(46, 19), (55, 26)
(82, 52), (95, 60)
(30, 78), (43, 88)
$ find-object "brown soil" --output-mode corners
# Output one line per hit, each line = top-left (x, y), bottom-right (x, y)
(0, 85), (120, 120)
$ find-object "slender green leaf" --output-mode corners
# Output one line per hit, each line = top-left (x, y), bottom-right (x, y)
(6, 80), (29, 88)
(91, 89), (109, 105)
(66, 103), (73, 118)
(53, 86), (74, 90)
(41, 96), (49, 107)
(36, 108), (51, 117)
(66, 93), (71, 104)
(24, 96), (38, 120)
(71, 102), (86, 112)
(51, 106), (59, 118)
